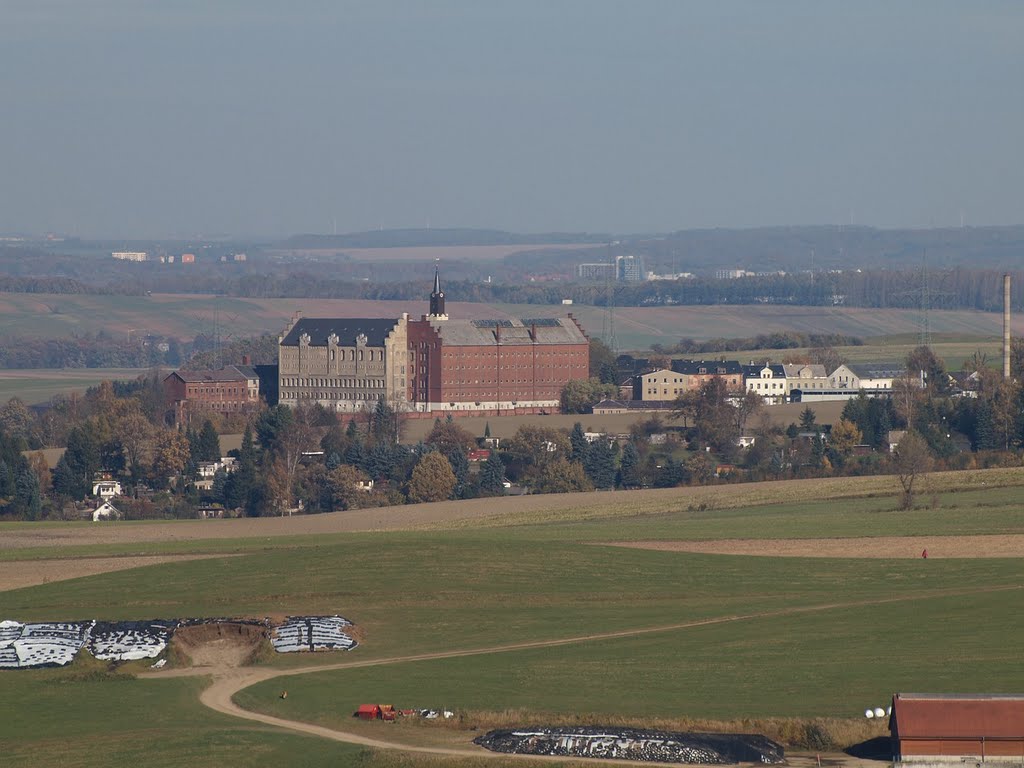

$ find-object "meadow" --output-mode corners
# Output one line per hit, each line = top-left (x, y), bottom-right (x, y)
(1, 469), (1023, 766)
(0, 290), (1016, 355)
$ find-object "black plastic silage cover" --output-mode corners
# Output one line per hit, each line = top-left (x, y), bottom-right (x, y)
(474, 727), (785, 764)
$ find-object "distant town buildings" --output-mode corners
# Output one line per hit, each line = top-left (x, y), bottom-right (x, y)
(576, 262), (616, 281)
(112, 251), (147, 261)
(576, 255), (646, 282)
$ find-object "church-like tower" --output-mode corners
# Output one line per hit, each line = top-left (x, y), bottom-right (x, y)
(428, 264), (448, 320)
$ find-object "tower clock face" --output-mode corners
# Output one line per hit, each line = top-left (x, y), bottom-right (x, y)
(439, 292), (444, 298)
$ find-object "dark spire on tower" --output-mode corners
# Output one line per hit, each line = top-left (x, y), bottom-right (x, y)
(429, 262), (447, 319)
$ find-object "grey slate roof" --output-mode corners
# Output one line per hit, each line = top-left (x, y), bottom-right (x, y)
(429, 317), (587, 346)
(845, 362), (904, 378)
(741, 363), (786, 378)
(280, 318), (399, 347)
(671, 359), (743, 376)
(167, 365), (257, 384)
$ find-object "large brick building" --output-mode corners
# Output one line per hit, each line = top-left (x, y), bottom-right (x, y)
(163, 364), (260, 423)
(404, 269), (589, 414)
(274, 268), (590, 416)
(277, 315), (409, 412)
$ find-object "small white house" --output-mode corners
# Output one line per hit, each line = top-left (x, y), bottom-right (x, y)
(737, 435), (757, 448)
(194, 457), (238, 491)
(92, 480), (122, 499)
(92, 501), (122, 521)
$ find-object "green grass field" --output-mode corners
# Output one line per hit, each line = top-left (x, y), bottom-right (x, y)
(1, 472), (1023, 766)
(0, 290), (1017, 353)
(0, 368), (149, 405)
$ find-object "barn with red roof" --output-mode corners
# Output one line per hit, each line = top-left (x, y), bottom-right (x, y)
(890, 693), (1024, 762)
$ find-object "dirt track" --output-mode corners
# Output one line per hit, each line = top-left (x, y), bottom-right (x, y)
(146, 583), (1024, 766)
(608, 535), (1024, 559)
(0, 554), (234, 592)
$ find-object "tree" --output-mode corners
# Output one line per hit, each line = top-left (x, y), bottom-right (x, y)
(426, 419), (477, 455)
(682, 453), (715, 485)
(51, 455), (82, 500)
(617, 442), (643, 489)
(827, 418), (862, 462)
(798, 406), (817, 430)
(61, 425), (100, 497)
(734, 391), (763, 434)
(445, 445), (470, 497)
(370, 398), (401, 445)
(560, 378), (617, 414)
(583, 439), (617, 489)
(893, 430), (934, 510)
(118, 409), (154, 481)
(328, 464), (371, 510)
(152, 428), (191, 485)
(569, 422), (589, 461)
(194, 420), (221, 462)
(345, 439), (367, 472)
(478, 453), (506, 496)
(654, 460), (685, 488)
(0, 397), (36, 446)
(533, 458), (593, 494)
(589, 338), (618, 383)
(14, 464), (41, 519)
(255, 405), (294, 452)
(808, 346), (844, 375)
(407, 451), (457, 503)
(221, 425), (260, 514)
(503, 425), (570, 483)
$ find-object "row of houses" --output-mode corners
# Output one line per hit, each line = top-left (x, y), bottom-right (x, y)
(627, 360), (910, 406)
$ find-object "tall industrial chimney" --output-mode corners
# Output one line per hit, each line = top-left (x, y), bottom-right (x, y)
(1004, 273), (1011, 379)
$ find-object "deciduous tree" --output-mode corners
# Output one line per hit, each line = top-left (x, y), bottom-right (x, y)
(407, 451), (456, 503)
(893, 430), (934, 510)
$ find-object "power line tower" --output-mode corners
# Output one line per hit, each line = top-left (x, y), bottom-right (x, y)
(919, 249), (931, 348)
(603, 243), (618, 354)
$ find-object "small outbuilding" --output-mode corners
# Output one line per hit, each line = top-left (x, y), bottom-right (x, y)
(356, 704), (380, 720)
(890, 693), (1024, 762)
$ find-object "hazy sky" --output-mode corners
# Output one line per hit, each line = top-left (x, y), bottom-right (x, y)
(2, 1), (1022, 238)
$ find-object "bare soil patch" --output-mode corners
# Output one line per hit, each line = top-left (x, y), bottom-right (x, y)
(0, 554), (234, 592)
(173, 622), (268, 668)
(606, 535), (1024, 559)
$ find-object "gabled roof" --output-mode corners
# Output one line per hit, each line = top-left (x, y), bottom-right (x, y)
(672, 359), (743, 376)
(165, 365), (257, 384)
(741, 363), (786, 378)
(891, 693), (1024, 739)
(782, 363), (827, 378)
(280, 318), (399, 347)
(842, 362), (904, 379)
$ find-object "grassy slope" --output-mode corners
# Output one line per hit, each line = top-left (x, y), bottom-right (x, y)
(0, 663), (363, 767)
(2, 476), (1023, 765)
(0, 290), (1017, 347)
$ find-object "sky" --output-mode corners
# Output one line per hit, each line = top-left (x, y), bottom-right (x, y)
(1, 1), (1022, 238)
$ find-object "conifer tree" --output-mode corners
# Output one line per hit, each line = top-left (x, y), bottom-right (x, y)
(478, 453), (506, 496)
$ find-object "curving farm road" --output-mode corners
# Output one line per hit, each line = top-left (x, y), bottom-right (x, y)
(144, 583), (1024, 765)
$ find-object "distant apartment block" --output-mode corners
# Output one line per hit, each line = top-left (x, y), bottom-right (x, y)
(615, 255), (645, 282)
(180, 253), (196, 263)
(577, 262), (616, 281)
(577, 255), (645, 282)
(112, 251), (147, 262)
(714, 268), (751, 279)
